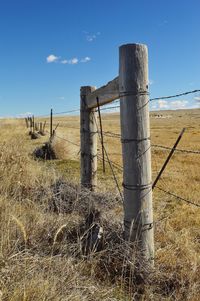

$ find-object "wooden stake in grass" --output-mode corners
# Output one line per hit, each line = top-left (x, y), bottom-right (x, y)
(119, 44), (154, 265)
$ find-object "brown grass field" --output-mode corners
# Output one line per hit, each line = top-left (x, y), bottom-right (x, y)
(0, 108), (199, 300)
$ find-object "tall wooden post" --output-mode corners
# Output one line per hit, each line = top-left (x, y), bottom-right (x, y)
(80, 86), (97, 191)
(119, 44), (154, 265)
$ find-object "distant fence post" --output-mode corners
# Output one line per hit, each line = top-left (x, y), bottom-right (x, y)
(119, 44), (154, 265)
(39, 122), (43, 133)
(25, 118), (28, 128)
(80, 86), (97, 191)
(35, 123), (39, 132)
(50, 108), (53, 139)
(43, 121), (46, 132)
(32, 115), (35, 133)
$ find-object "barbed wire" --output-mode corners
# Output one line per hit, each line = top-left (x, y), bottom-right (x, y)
(29, 87), (200, 119)
(54, 134), (80, 148)
(102, 131), (121, 138)
(46, 130), (80, 148)
(33, 108), (80, 119)
(97, 154), (123, 172)
(155, 186), (200, 208)
(100, 105), (120, 111)
(149, 89), (200, 102)
(93, 110), (123, 200)
(54, 109), (80, 115)
(101, 131), (200, 155)
(152, 144), (200, 154)
(31, 124), (200, 210)
(46, 123), (80, 130)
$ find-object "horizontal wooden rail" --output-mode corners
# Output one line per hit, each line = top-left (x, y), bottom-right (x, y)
(86, 77), (119, 109)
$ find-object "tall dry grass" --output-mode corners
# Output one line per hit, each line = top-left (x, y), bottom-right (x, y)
(0, 113), (199, 300)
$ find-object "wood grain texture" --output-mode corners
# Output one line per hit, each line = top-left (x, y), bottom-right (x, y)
(86, 77), (119, 109)
(119, 43), (154, 265)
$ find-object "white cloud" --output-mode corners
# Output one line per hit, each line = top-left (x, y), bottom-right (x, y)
(61, 57), (82, 65)
(17, 112), (33, 118)
(61, 58), (78, 64)
(58, 96), (65, 100)
(194, 96), (200, 102)
(80, 56), (91, 63)
(157, 100), (168, 109)
(170, 100), (188, 109)
(156, 99), (189, 110)
(61, 57), (79, 65)
(48, 54), (91, 65)
(68, 58), (78, 64)
(46, 54), (59, 63)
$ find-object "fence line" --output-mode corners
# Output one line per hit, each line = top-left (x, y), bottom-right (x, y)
(24, 43), (200, 276)
(100, 131), (200, 155)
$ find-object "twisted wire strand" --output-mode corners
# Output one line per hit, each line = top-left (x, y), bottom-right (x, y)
(155, 186), (200, 208)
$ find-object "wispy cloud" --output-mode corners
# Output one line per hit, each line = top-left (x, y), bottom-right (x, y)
(47, 53), (91, 65)
(17, 112), (33, 118)
(83, 31), (100, 42)
(157, 100), (169, 109)
(194, 96), (200, 102)
(46, 54), (59, 63)
(58, 96), (65, 100)
(69, 58), (79, 64)
(152, 99), (189, 111)
(170, 100), (188, 109)
(61, 57), (78, 64)
(80, 56), (91, 63)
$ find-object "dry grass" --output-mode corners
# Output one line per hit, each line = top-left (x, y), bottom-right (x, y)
(0, 111), (200, 300)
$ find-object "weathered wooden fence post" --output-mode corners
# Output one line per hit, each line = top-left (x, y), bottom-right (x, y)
(29, 117), (32, 130)
(50, 108), (53, 139)
(39, 122), (43, 133)
(119, 44), (154, 265)
(25, 118), (28, 128)
(43, 121), (46, 132)
(32, 115), (35, 133)
(35, 122), (39, 131)
(80, 86), (97, 191)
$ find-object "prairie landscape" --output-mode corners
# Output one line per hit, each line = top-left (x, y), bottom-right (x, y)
(0, 108), (199, 300)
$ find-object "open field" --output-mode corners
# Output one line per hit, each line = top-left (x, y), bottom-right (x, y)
(0, 109), (200, 300)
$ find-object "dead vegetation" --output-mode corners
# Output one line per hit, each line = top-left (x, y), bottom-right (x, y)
(0, 114), (199, 300)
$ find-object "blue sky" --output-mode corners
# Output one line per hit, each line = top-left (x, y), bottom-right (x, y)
(0, 0), (200, 117)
